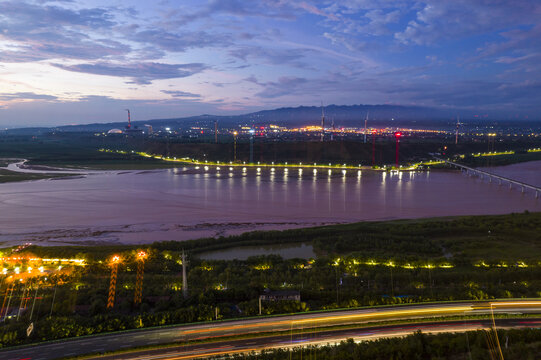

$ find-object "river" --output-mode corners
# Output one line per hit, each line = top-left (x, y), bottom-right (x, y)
(0, 161), (539, 246)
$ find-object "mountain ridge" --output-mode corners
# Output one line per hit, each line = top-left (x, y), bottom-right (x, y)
(52, 104), (453, 132)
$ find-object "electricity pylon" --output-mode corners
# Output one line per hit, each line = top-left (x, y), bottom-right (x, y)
(134, 251), (147, 306)
(107, 255), (121, 309)
(0, 282), (15, 320)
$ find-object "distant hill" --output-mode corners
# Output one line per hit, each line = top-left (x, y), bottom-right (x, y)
(51, 104), (453, 132)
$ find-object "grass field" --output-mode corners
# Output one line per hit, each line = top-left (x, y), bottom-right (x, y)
(12, 211), (541, 265)
(0, 169), (77, 183)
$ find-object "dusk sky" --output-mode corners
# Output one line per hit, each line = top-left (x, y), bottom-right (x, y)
(0, 0), (540, 127)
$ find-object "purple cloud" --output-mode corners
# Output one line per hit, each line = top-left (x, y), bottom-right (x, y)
(161, 90), (202, 98)
(394, 0), (541, 45)
(52, 62), (208, 84)
(0, 1), (128, 62)
(0, 92), (58, 101)
(131, 30), (231, 52)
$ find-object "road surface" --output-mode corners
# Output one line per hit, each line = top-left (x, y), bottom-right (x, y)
(90, 318), (541, 360)
(2, 300), (541, 360)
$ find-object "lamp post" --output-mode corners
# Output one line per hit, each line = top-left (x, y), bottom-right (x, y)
(394, 132), (402, 168)
(372, 129), (377, 166)
(233, 131), (238, 162)
(249, 129), (255, 164)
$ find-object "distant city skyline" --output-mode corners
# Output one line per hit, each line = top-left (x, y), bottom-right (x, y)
(0, 0), (540, 126)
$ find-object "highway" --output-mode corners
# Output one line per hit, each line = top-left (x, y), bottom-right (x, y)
(90, 318), (541, 360)
(3, 300), (541, 360)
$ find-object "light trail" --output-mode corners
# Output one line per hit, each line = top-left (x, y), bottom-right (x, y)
(183, 304), (474, 336)
(4, 300), (541, 360)
(94, 318), (541, 360)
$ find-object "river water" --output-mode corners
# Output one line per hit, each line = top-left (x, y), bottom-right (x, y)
(0, 161), (539, 246)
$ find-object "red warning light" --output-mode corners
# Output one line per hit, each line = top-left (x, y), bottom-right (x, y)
(394, 132), (402, 138)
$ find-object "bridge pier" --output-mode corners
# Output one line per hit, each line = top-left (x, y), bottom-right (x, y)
(434, 157), (540, 197)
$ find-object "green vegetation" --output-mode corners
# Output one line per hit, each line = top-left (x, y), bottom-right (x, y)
(0, 134), (176, 170)
(157, 211), (541, 262)
(24, 212), (541, 263)
(0, 159), (18, 167)
(0, 169), (76, 183)
(1, 212), (541, 348)
(3, 131), (540, 170)
(217, 329), (541, 360)
(458, 150), (541, 167)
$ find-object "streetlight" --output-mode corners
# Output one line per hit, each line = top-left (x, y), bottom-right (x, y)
(394, 132), (402, 168)
(249, 129), (255, 163)
(372, 129), (377, 166)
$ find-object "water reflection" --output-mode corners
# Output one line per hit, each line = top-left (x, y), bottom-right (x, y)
(0, 162), (539, 245)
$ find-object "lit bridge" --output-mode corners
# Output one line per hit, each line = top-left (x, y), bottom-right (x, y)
(434, 157), (541, 198)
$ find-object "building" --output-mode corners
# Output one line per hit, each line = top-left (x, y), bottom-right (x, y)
(259, 290), (301, 302)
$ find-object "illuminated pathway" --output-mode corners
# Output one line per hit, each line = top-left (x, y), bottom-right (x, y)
(3, 300), (541, 360)
(100, 149), (420, 171)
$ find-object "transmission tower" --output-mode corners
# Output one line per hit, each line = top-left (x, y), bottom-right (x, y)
(134, 251), (147, 306)
(0, 282), (15, 320)
(107, 255), (121, 309)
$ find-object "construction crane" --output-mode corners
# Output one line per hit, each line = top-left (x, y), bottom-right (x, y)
(107, 255), (121, 309)
(134, 251), (147, 306)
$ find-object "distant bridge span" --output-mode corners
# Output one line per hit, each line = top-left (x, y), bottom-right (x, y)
(434, 157), (540, 199)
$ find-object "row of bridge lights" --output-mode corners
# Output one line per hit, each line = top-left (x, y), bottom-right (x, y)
(205, 160), (359, 167)
(196, 166), (359, 177)
(192, 166), (408, 177)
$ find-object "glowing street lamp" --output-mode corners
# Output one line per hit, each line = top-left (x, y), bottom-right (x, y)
(394, 132), (402, 168)
(233, 131), (238, 162)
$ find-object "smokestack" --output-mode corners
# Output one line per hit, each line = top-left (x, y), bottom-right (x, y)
(125, 109), (131, 129)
